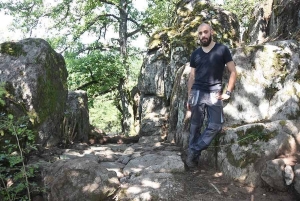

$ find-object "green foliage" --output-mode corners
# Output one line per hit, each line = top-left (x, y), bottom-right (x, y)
(219, 0), (263, 28)
(89, 93), (122, 134)
(0, 42), (25, 57)
(0, 83), (6, 107)
(0, 85), (39, 201)
(237, 125), (278, 146)
(88, 50), (143, 133)
(0, 113), (38, 201)
(144, 0), (181, 29)
(65, 50), (124, 98)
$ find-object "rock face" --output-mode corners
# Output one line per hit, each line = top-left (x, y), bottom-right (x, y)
(43, 158), (119, 201)
(64, 90), (90, 143)
(38, 138), (185, 201)
(0, 38), (68, 146)
(138, 0), (240, 142)
(225, 40), (300, 125)
(244, 0), (300, 44)
(137, 0), (300, 191)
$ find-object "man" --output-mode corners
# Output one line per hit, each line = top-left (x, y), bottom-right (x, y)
(186, 23), (237, 168)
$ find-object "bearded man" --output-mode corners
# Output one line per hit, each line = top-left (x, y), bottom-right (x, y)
(186, 23), (237, 168)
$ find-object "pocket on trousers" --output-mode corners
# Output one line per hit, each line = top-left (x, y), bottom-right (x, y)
(209, 92), (223, 106)
(188, 90), (199, 106)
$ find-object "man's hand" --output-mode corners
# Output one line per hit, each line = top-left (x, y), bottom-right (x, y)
(216, 93), (230, 100)
(221, 93), (230, 100)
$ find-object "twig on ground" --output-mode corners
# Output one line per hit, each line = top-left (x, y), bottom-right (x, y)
(210, 183), (221, 194)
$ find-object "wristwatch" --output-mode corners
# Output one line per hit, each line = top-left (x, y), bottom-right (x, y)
(225, 90), (231, 96)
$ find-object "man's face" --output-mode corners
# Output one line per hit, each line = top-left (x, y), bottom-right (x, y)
(198, 25), (212, 47)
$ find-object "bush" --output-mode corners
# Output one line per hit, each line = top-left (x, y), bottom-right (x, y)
(0, 85), (40, 201)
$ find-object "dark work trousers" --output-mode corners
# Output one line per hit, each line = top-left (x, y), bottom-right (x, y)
(188, 89), (224, 158)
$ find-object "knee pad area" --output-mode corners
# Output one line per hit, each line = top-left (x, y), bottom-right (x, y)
(207, 123), (222, 132)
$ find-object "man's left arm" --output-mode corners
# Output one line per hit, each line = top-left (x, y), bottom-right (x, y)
(221, 61), (237, 100)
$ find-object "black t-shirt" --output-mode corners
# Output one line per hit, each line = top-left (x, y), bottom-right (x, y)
(190, 43), (233, 92)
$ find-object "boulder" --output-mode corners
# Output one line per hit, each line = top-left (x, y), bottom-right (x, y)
(64, 90), (90, 143)
(138, 0), (239, 137)
(294, 164), (300, 194)
(0, 38), (68, 146)
(137, 0), (300, 191)
(43, 158), (119, 201)
(167, 63), (191, 148)
(244, 0), (300, 44)
(225, 40), (300, 125)
(261, 159), (287, 191)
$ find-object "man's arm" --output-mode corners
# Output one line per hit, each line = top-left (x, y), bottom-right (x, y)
(187, 67), (195, 110)
(221, 61), (237, 100)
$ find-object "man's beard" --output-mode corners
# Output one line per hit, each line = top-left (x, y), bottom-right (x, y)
(200, 34), (212, 47)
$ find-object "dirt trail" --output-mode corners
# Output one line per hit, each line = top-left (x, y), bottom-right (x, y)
(172, 165), (298, 201)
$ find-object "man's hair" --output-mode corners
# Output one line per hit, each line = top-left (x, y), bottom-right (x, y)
(198, 23), (212, 31)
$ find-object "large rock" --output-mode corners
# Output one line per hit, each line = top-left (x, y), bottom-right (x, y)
(224, 40), (300, 125)
(261, 159), (287, 191)
(244, 0), (300, 44)
(167, 63), (191, 148)
(294, 164), (300, 194)
(171, 40), (300, 146)
(137, 0), (300, 191)
(0, 38), (68, 146)
(203, 120), (300, 187)
(64, 90), (90, 143)
(43, 158), (119, 201)
(138, 0), (239, 137)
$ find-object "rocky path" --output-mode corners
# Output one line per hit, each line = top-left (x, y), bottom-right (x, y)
(35, 136), (298, 201)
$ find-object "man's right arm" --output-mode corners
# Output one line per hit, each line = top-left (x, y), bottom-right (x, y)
(187, 67), (195, 110)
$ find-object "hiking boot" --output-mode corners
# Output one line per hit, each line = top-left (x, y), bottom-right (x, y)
(186, 152), (197, 168)
(186, 157), (197, 168)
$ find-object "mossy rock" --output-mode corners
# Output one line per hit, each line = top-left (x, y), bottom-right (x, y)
(226, 146), (260, 169)
(237, 125), (278, 146)
(0, 42), (26, 57)
(147, 1), (240, 51)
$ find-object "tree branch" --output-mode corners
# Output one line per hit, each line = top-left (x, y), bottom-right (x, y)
(93, 86), (119, 97)
(75, 44), (119, 55)
(72, 14), (118, 42)
(127, 18), (151, 37)
(76, 80), (99, 90)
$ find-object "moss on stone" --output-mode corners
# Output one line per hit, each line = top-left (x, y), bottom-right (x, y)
(226, 147), (259, 168)
(272, 53), (288, 72)
(191, 1), (212, 15)
(279, 120), (286, 126)
(237, 125), (278, 146)
(0, 42), (26, 57)
(31, 47), (66, 126)
(295, 65), (300, 83)
(237, 105), (243, 112)
(265, 86), (279, 101)
(242, 45), (264, 56)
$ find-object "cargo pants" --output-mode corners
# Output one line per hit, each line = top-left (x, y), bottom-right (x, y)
(188, 89), (224, 159)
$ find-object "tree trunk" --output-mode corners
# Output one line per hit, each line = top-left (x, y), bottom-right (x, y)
(118, 0), (134, 135)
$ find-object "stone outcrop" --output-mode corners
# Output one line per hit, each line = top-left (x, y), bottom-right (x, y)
(138, 0), (240, 143)
(37, 138), (185, 201)
(224, 40), (300, 125)
(0, 38), (68, 147)
(43, 158), (119, 201)
(244, 0), (300, 44)
(137, 0), (300, 192)
(64, 90), (90, 143)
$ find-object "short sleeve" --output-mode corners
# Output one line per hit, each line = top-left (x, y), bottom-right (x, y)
(223, 46), (233, 64)
(190, 50), (196, 68)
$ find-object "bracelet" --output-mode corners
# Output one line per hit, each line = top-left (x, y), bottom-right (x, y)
(225, 90), (231, 96)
